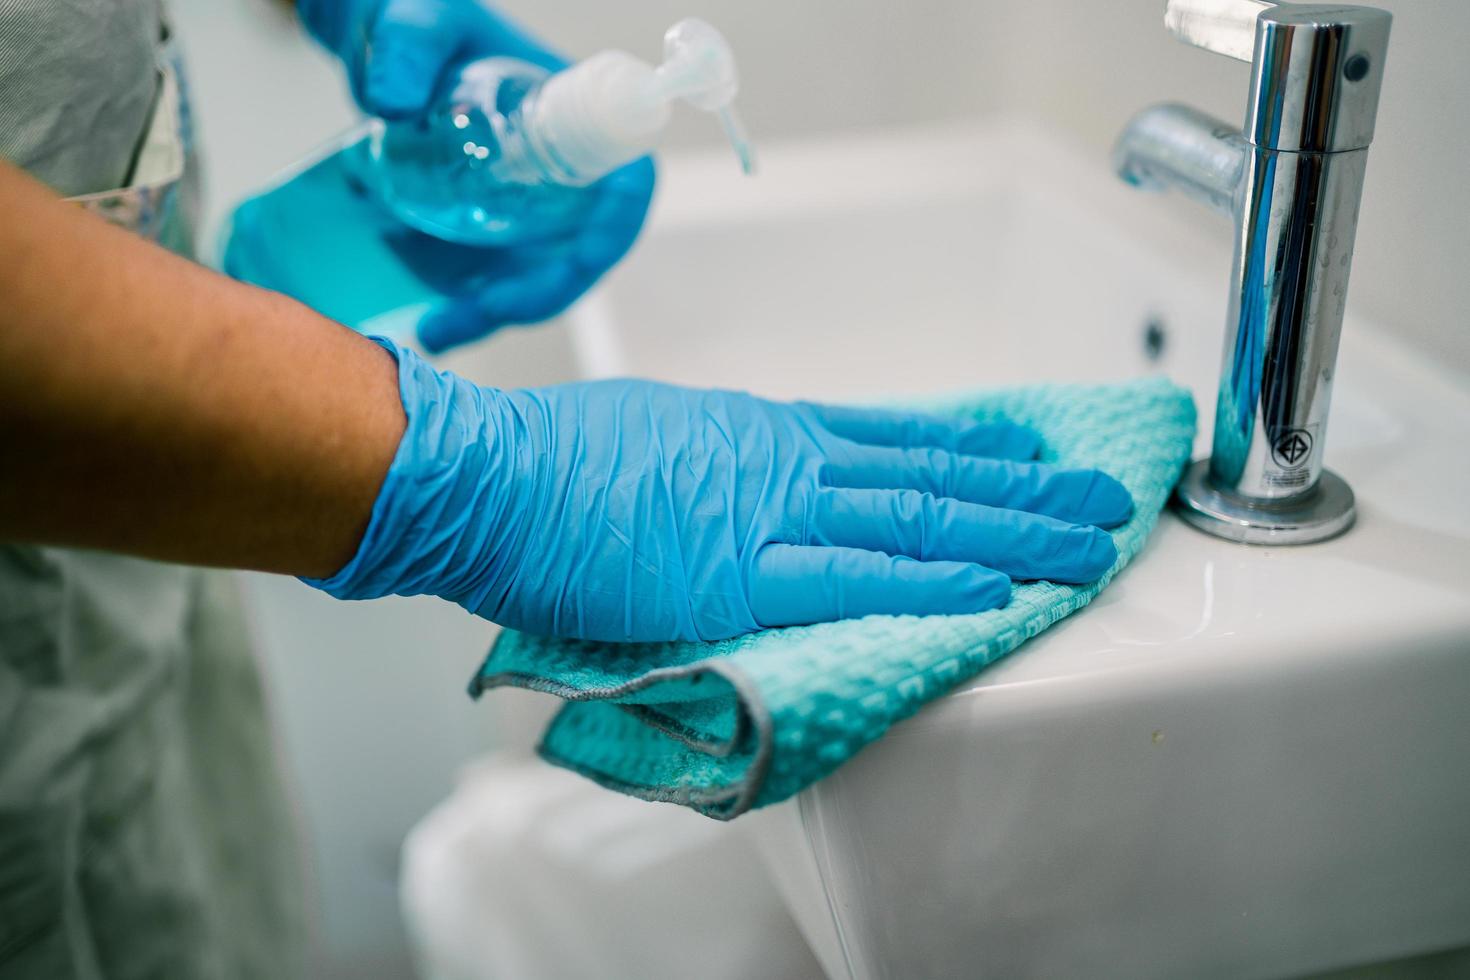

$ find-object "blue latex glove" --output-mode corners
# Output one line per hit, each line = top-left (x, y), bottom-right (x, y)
(308, 341), (1134, 642)
(296, 0), (655, 352)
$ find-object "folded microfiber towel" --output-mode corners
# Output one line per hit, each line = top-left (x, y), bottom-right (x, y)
(469, 378), (1197, 819)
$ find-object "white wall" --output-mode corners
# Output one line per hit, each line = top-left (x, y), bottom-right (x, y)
(166, 1), (1469, 976)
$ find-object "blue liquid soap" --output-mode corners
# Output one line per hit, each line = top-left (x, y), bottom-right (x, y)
(222, 18), (754, 340)
(369, 58), (595, 247)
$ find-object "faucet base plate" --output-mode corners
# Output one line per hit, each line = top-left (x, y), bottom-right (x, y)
(1173, 460), (1356, 545)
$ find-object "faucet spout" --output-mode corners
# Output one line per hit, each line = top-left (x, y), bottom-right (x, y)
(1113, 103), (1247, 219)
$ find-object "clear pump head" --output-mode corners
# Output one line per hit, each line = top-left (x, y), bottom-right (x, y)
(653, 19), (755, 173)
(528, 18), (756, 182)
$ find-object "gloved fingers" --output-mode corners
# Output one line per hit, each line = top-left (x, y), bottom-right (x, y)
(823, 447), (1134, 528)
(364, 0), (568, 119)
(364, 0), (467, 118)
(810, 487), (1119, 583)
(572, 156), (657, 271)
(416, 157), (655, 353)
(804, 403), (1039, 460)
(747, 544), (1011, 627)
(417, 261), (579, 352)
(463, 6), (568, 73)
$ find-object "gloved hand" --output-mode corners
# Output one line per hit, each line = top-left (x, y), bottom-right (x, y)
(296, 0), (655, 352)
(309, 340), (1134, 642)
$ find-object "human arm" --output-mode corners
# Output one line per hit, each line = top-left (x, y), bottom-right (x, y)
(0, 159), (402, 577)
(0, 158), (1132, 641)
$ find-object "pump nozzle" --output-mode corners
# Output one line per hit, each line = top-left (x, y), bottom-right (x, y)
(527, 17), (756, 182)
(653, 19), (757, 175)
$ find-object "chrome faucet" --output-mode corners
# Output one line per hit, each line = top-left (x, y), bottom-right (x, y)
(1115, 0), (1391, 544)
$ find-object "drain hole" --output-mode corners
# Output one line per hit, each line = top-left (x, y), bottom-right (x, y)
(1142, 317), (1168, 362)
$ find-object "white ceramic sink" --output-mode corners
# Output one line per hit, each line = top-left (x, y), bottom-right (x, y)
(567, 119), (1470, 979)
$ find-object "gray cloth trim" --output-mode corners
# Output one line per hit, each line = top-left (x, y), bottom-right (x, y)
(470, 657), (775, 820)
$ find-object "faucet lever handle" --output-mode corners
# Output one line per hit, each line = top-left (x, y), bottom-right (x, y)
(1164, 0), (1278, 61)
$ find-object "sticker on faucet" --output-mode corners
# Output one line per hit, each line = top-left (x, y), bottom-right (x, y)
(1264, 427), (1316, 489)
(1271, 429), (1313, 469)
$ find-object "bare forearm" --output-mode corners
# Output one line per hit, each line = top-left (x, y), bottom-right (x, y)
(0, 160), (404, 577)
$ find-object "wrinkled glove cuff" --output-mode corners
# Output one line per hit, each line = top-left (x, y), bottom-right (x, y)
(301, 336), (507, 605)
(301, 335), (424, 599)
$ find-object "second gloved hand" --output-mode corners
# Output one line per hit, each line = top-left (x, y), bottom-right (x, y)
(309, 341), (1134, 642)
(294, 0), (655, 352)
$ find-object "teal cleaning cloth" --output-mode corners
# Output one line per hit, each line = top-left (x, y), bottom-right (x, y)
(469, 378), (1197, 819)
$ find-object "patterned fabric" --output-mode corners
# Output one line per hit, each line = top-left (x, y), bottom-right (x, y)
(69, 53), (192, 248)
(0, 555), (309, 979)
(472, 378), (1197, 819)
(0, 0), (162, 196)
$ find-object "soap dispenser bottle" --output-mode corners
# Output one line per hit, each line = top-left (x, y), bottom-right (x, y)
(221, 18), (752, 338)
(369, 17), (754, 246)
